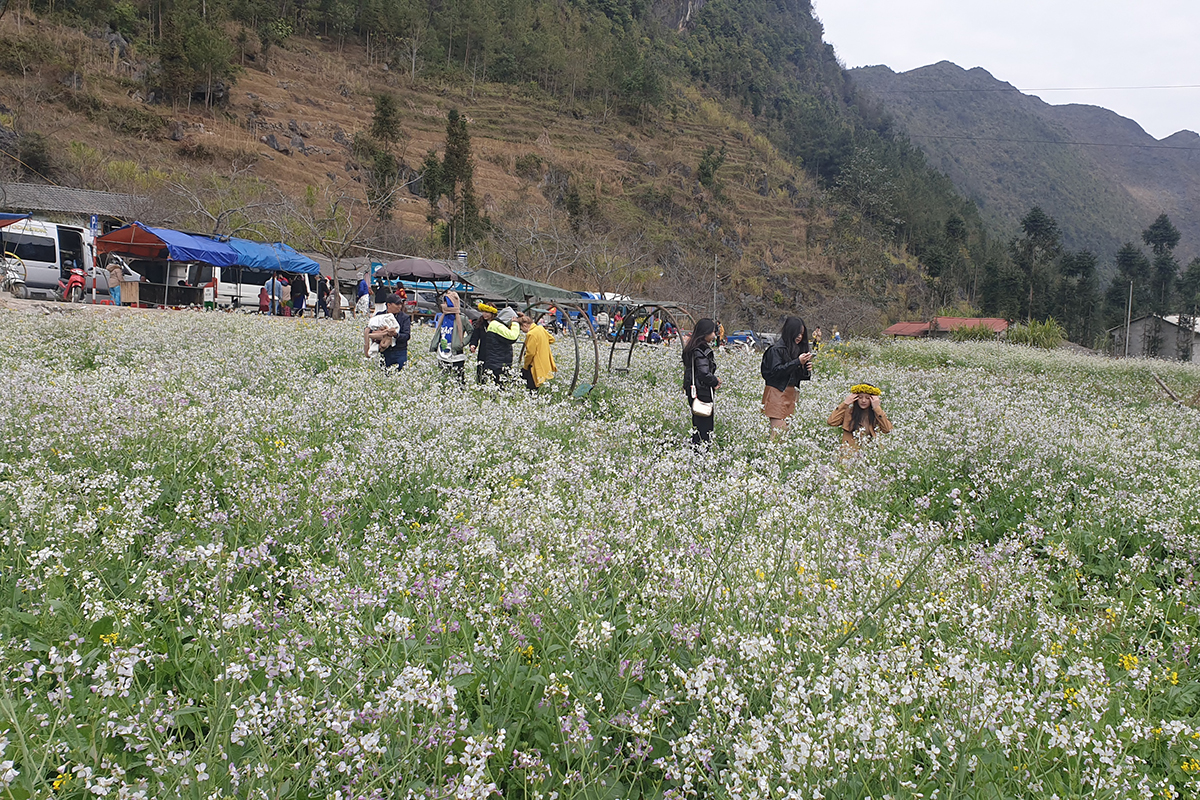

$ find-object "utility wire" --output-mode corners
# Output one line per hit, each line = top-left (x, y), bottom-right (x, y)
(862, 84), (1200, 93)
(906, 133), (1200, 150)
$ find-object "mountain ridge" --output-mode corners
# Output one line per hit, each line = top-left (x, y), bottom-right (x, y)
(850, 61), (1200, 267)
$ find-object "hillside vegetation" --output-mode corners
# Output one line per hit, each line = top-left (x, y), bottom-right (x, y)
(0, 0), (1000, 331)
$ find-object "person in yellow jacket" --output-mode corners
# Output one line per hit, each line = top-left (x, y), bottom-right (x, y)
(518, 313), (557, 391)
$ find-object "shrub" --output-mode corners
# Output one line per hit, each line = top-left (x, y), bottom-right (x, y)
(106, 106), (164, 138)
(16, 131), (53, 178)
(949, 321), (1000, 342)
(514, 153), (542, 180)
(1007, 318), (1065, 349)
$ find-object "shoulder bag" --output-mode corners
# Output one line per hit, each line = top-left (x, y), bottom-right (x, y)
(690, 351), (714, 417)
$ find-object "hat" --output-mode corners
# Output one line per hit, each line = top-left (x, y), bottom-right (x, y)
(385, 292), (405, 305)
(850, 384), (881, 396)
(496, 306), (517, 324)
(477, 302), (498, 314)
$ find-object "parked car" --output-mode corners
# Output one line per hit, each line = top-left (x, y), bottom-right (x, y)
(726, 330), (773, 352)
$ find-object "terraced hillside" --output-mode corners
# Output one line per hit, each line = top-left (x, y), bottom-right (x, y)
(1, 14), (926, 328)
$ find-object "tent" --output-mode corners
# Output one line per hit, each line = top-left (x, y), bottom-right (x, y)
(96, 222), (240, 267)
(227, 239), (320, 275)
(464, 268), (581, 304)
(375, 257), (459, 282)
(0, 212), (31, 229)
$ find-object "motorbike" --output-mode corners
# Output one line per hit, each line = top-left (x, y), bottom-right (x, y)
(56, 261), (87, 303)
(1, 252), (26, 298)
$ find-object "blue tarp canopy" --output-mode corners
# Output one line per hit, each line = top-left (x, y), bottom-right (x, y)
(97, 222), (241, 267)
(97, 222), (319, 274)
(0, 212), (31, 228)
(227, 239), (320, 275)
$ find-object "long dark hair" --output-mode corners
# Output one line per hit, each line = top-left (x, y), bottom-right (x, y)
(780, 316), (809, 359)
(684, 318), (718, 357)
(850, 403), (877, 432)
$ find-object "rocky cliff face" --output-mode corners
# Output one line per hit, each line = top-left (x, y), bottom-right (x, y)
(851, 61), (1200, 266)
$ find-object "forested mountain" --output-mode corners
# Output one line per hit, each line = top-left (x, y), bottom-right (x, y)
(0, 0), (1099, 334)
(849, 61), (1200, 269)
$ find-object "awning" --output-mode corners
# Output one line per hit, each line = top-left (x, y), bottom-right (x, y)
(0, 212), (31, 229)
(464, 268), (581, 304)
(96, 222), (240, 267)
(375, 257), (459, 282)
(227, 239), (320, 275)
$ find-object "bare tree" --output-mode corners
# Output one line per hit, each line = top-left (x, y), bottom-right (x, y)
(283, 183), (376, 320)
(489, 202), (584, 284)
(574, 233), (651, 298)
(167, 165), (288, 236)
(400, 18), (427, 86)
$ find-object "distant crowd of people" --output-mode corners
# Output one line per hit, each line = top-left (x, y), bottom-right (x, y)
(258, 272), (337, 318)
(266, 273), (877, 448)
(361, 289), (558, 393)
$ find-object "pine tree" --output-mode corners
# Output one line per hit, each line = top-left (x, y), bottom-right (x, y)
(1009, 206), (1061, 323)
(439, 109), (483, 250)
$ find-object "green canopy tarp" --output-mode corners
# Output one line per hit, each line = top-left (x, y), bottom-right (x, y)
(465, 268), (581, 304)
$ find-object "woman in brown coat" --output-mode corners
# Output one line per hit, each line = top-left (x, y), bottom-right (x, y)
(828, 384), (892, 448)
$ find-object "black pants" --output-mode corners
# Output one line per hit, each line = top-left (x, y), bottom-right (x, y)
(477, 363), (508, 386)
(522, 367), (537, 392)
(687, 397), (714, 445)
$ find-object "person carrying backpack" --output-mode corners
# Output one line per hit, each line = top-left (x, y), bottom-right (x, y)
(760, 316), (814, 436)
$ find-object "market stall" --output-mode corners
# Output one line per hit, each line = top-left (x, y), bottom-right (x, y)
(96, 223), (239, 308)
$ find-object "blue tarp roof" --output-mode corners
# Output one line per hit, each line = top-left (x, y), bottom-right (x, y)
(135, 223), (241, 267)
(226, 239), (320, 275)
(97, 222), (318, 274)
(0, 212), (31, 228)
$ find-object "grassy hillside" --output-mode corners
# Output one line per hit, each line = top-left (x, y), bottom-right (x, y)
(2, 307), (1200, 797)
(0, 3), (1004, 330)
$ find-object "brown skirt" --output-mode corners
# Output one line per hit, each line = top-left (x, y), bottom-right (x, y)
(762, 385), (797, 419)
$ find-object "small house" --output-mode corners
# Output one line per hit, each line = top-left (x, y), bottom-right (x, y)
(1108, 314), (1200, 362)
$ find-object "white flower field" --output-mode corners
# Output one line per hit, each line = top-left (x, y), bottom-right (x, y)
(1, 310), (1199, 800)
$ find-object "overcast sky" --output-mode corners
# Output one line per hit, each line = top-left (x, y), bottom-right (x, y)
(810, 0), (1200, 140)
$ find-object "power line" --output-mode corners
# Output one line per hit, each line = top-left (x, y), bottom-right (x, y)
(862, 83), (1200, 94)
(906, 133), (1200, 151)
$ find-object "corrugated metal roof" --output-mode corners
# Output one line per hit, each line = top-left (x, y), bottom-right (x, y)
(882, 321), (930, 337)
(0, 182), (145, 218)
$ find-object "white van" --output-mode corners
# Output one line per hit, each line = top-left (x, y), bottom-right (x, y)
(0, 218), (108, 300)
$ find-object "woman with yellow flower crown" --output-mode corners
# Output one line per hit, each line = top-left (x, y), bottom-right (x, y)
(827, 383), (892, 448)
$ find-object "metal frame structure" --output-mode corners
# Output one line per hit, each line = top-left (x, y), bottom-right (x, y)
(605, 302), (696, 374)
(517, 302), (600, 396)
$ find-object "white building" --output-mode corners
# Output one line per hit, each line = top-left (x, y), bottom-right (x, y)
(1107, 314), (1200, 362)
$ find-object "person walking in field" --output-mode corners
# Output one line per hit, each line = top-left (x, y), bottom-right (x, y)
(469, 303), (520, 385)
(355, 274), (370, 317)
(760, 316), (814, 436)
(517, 313), (557, 391)
(364, 293), (412, 372)
(682, 318), (720, 447)
(316, 276), (330, 318)
(265, 272), (284, 316)
(290, 276), (307, 318)
(827, 383), (892, 449)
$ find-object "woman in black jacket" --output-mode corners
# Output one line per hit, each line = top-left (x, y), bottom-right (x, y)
(682, 318), (721, 446)
(760, 316), (814, 435)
